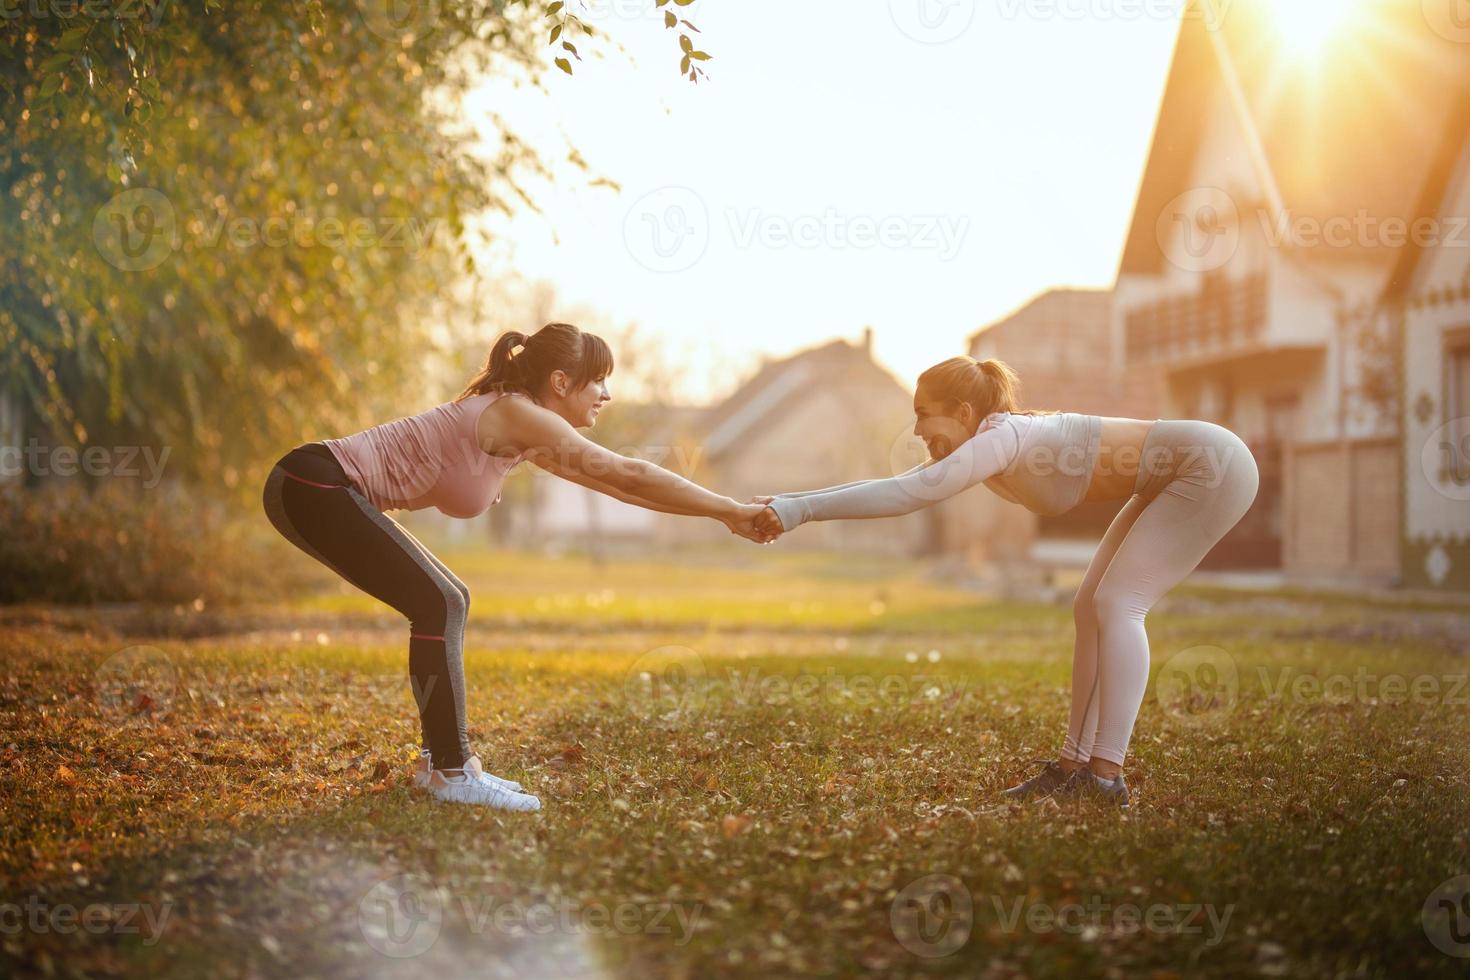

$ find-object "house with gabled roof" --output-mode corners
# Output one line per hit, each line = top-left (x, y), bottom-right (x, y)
(674, 329), (935, 554)
(1113, 0), (1470, 580)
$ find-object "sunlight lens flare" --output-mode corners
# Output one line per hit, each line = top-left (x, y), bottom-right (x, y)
(1270, 0), (1359, 59)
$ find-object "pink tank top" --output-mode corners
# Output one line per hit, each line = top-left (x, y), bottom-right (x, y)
(320, 391), (526, 518)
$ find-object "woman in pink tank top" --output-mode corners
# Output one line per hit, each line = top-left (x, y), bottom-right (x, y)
(262, 323), (774, 811)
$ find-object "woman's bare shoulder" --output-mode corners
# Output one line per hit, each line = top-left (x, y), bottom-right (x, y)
(476, 391), (551, 454)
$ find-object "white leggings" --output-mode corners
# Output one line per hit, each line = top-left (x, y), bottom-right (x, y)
(1062, 420), (1260, 766)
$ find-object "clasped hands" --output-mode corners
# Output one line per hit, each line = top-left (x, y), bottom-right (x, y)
(722, 495), (786, 545)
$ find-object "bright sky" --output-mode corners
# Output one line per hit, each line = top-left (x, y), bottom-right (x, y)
(467, 0), (1184, 401)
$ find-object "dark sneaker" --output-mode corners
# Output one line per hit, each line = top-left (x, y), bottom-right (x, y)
(1052, 768), (1131, 809)
(1002, 761), (1073, 800)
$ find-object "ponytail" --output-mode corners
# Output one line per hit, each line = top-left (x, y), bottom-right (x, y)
(454, 323), (612, 403)
(916, 356), (1050, 419)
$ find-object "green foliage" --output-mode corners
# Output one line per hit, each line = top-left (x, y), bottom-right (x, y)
(544, 0), (710, 80)
(0, 478), (330, 603)
(2, 1), (535, 501)
(0, 1), (709, 505)
(659, 0), (712, 82)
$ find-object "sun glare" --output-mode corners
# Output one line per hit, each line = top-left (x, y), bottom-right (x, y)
(1270, 0), (1359, 59)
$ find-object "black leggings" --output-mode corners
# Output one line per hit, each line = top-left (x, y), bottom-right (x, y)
(261, 442), (473, 769)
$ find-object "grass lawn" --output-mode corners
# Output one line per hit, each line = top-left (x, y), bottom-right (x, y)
(2, 547), (1468, 978)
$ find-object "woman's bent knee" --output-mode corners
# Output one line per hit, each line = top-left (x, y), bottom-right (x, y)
(445, 586), (468, 625)
(1091, 582), (1147, 626)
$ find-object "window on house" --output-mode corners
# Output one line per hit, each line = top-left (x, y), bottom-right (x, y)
(1265, 394), (1300, 447)
(1450, 341), (1470, 484)
(1453, 344), (1470, 419)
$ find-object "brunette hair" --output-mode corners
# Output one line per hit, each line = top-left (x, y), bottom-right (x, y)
(915, 356), (1052, 419)
(454, 322), (613, 403)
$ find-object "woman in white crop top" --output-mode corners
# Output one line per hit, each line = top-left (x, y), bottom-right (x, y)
(755, 356), (1260, 806)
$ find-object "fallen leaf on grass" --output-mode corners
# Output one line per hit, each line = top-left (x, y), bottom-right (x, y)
(547, 743), (585, 770)
(721, 814), (751, 838)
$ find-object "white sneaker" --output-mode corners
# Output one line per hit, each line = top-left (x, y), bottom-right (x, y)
(423, 768), (542, 811)
(412, 751), (523, 793)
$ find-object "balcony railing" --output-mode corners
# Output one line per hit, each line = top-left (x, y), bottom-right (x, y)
(1124, 271), (1269, 364)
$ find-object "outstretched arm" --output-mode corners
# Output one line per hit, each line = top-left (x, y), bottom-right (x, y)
(771, 479), (878, 500)
(532, 452), (707, 517)
(497, 396), (774, 541)
(766, 461), (931, 502)
(763, 421), (1021, 532)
